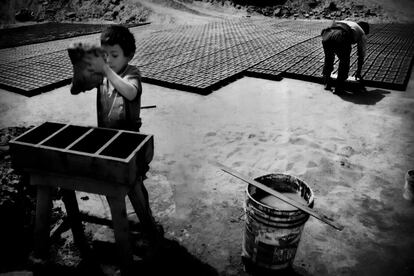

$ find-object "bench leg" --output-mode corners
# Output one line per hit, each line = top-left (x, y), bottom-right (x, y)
(107, 195), (133, 276)
(33, 185), (53, 260)
(61, 190), (91, 258)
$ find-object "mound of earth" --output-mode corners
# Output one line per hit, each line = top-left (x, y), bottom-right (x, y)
(1, 0), (414, 29)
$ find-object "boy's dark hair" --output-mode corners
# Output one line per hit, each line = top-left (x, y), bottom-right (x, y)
(100, 25), (136, 57)
(357, 21), (370, 35)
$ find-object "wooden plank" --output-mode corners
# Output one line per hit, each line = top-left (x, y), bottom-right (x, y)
(64, 127), (94, 150)
(141, 105), (156, 109)
(33, 184), (53, 259)
(37, 124), (70, 145)
(61, 190), (91, 258)
(95, 131), (123, 155)
(30, 170), (130, 196)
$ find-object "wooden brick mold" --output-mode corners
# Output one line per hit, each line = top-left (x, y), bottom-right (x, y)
(9, 122), (154, 187)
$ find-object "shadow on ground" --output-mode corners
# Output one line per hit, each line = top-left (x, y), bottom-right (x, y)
(24, 237), (315, 276)
(137, 238), (218, 276)
(242, 257), (313, 276)
(81, 237), (218, 276)
(28, 237), (219, 276)
(335, 88), (391, 105)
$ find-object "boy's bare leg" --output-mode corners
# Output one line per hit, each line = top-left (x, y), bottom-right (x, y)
(128, 178), (163, 256)
(128, 178), (157, 234)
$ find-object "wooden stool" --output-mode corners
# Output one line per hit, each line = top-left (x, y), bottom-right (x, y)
(30, 170), (154, 276)
(9, 122), (156, 276)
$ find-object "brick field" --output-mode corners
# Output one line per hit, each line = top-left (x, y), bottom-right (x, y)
(0, 19), (413, 96)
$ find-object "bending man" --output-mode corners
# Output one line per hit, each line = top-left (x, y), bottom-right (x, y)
(321, 20), (370, 94)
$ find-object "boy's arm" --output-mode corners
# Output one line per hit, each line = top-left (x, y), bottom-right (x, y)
(86, 55), (139, 101)
(102, 64), (139, 101)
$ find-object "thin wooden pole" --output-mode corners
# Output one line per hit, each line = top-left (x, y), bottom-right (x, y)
(212, 161), (344, 231)
(141, 105), (156, 109)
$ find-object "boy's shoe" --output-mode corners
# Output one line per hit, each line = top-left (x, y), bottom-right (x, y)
(133, 222), (165, 259)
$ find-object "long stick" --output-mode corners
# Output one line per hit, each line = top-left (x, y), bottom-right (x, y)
(212, 161), (344, 231)
(141, 105), (156, 109)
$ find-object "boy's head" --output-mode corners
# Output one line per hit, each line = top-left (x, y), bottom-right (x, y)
(357, 21), (370, 35)
(100, 25), (136, 73)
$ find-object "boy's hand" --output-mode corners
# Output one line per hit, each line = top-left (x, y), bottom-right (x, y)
(85, 53), (107, 74)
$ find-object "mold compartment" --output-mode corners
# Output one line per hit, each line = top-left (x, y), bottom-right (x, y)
(69, 128), (117, 154)
(99, 132), (146, 159)
(15, 122), (65, 144)
(41, 125), (90, 149)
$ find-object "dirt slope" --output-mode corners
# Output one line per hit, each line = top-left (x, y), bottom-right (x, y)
(1, 0), (413, 29)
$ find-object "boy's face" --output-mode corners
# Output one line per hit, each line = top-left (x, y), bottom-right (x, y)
(102, 44), (131, 74)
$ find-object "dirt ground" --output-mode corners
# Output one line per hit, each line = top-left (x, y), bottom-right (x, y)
(1, 1), (414, 275)
(1, 71), (414, 275)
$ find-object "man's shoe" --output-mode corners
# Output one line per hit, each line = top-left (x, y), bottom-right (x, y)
(324, 77), (333, 91)
(334, 87), (346, 94)
(359, 85), (367, 93)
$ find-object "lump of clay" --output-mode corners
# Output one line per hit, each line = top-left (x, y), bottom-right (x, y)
(67, 42), (104, 94)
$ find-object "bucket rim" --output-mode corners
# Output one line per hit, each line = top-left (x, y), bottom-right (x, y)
(246, 173), (314, 212)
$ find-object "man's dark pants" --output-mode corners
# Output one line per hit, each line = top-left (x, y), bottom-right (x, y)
(322, 28), (352, 88)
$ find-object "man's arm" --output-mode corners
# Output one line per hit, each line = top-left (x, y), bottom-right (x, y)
(356, 35), (367, 78)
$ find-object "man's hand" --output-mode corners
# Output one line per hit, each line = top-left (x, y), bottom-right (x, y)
(354, 70), (367, 93)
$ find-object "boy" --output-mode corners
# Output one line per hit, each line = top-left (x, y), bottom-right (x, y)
(321, 20), (370, 94)
(88, 25), (142, 131)
(73, 25), (162, 257)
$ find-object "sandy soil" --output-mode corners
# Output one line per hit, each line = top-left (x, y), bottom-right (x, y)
(3, 0), (414, 29)
(133, 0), (224, 25)
(126, 0), (414, 24)
(1, 70), (414, 274)
(1, 1), (414, 275)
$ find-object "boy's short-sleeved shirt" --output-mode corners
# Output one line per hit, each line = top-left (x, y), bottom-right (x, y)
(97, 64), (142, 131)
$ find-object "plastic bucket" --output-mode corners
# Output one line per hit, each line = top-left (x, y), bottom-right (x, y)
(242, 173), (314, 271)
